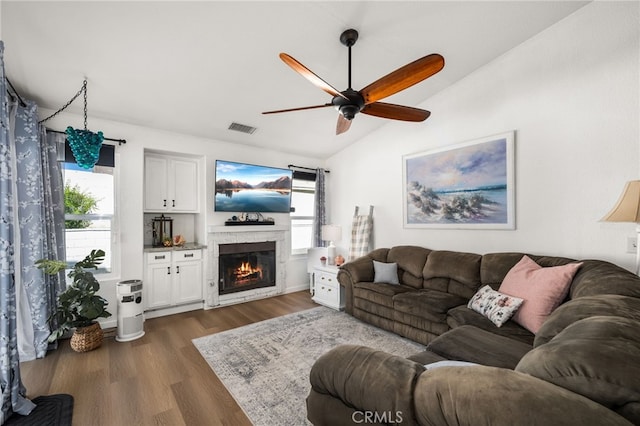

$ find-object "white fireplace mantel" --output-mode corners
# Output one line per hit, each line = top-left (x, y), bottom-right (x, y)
(208, 224), (288, 233)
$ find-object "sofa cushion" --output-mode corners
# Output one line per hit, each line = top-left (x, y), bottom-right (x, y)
(499, 255), (582, 333)
(535, 294), (640, 347)
(353, 281), (413, 307)
(423, 250), (482, 298)
(387, 246), (431, 289)
(407, 350), (447, 365)
(516, 315), (640, 425)
(373, 260), (399, 284)
(569, 260), (640, 299)
(427, 325), (531, 369)
(395, 290), (467, 321)
(467, 285), (524, 327)
(447, 305), (534, 345)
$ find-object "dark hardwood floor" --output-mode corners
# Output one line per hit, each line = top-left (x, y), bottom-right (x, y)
(20, 291), (318, 426)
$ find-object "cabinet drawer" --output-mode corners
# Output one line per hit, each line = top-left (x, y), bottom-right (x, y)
(174, 249), (202, 262)
(146, 252), (171, 264)
(315, 281), (339, 304)
(314, 271), (337, 288)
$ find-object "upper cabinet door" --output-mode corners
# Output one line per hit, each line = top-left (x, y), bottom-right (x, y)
(144, 155), (170, 211)
(144, 154), (199, 213)
(170, 158), (199, 212)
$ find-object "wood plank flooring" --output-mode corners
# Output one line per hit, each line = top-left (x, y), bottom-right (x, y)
(20, 291), (317, 426)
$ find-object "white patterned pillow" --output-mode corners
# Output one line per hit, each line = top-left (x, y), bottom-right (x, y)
(467, 285), (524, 327)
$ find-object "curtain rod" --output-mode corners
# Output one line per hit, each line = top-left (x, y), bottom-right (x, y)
(6, 77), (27, 108)
(47, 128), (127, 145)
(288, 164), (330, 174)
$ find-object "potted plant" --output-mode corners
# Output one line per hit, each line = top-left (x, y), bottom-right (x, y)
(37, 249), (112, 352)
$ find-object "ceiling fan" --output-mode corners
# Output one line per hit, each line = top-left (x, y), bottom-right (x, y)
(263, 29), (445, 135)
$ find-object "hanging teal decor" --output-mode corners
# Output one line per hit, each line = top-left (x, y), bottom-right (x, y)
(39, 79), (105, 169)
(65, 127), (104, 169)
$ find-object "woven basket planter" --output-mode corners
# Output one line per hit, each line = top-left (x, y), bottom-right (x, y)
(70, 322), (104, 353)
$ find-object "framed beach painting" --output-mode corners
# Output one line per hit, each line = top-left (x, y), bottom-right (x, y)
(403, 131), (515, 229)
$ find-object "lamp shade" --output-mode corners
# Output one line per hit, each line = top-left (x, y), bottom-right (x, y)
(321, 224), (342, 242)
(602, 180), (640, 223)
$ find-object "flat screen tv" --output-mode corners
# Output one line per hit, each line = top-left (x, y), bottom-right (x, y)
(214, 160), (292, 213)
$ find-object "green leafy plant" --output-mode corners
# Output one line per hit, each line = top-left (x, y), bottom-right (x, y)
(36, 249), (112, 342)
(64, 183), (99, 229)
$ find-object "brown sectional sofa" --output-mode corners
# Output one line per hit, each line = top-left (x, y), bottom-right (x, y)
(306, 246), (640, 425)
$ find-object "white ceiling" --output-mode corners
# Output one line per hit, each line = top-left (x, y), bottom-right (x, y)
(2, 1), (589, 158)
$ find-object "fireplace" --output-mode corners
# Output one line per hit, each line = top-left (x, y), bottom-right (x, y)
(218, 241), (276, 295)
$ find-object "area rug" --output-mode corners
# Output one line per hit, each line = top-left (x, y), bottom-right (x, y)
(192, 306), (424, 426)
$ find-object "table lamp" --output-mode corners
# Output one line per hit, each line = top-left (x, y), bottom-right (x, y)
(321, 225), (342, 266)
(601, 180), (640, 274)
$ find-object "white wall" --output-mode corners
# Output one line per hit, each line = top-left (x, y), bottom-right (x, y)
(43, 112), (321, 326)
(327, 2), (640, 271)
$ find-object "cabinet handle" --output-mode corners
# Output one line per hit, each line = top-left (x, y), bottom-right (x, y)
(184, 253), (194, 258)
(163, 199), (167, 207)
(155, 255), (166, 260)
(328, 288), (332, 292)
(172, 199), (175, 207)
(176, 265), (180, 274)
(167, 266), (171, 275)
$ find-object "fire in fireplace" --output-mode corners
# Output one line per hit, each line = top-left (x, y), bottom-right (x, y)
(219, 241), (276, 295)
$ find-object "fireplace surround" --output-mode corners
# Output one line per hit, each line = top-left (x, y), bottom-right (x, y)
(207, 226), (287, 307)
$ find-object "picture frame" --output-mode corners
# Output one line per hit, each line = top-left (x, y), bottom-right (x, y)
(403, 131), (515, 229)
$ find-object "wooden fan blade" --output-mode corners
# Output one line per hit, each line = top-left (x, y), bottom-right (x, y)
(360, 54), (444, 104)
(280, 53), (348, 100)
(336, 115), (352, 135)
(262, 103), (332, 115)
(361, 102), (431, 122)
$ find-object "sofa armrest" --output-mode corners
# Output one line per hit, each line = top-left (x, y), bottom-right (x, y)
(337, 257), (374, 314)
(414, 366), (633, 426)
(307, 344), (425, 425)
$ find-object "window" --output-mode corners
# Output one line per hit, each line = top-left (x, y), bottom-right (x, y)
(63, 143), (117, 275)
(290, 171), (316, 255)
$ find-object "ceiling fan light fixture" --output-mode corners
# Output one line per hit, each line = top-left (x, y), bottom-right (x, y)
(339, 105), (359, 120)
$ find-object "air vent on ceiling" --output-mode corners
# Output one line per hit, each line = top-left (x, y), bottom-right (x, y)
(228, 122), (257, 134)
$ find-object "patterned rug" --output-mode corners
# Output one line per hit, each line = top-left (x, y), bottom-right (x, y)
(192, 306), (424, 426)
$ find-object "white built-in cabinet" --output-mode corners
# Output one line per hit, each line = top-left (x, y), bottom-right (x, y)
(144, 154), (199, 212)
(144, 249), (203, 311)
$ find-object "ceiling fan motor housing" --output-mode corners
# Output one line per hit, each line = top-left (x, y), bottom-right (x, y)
(332, 89), (364, 120)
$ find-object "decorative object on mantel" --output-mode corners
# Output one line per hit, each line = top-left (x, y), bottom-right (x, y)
(36, 249), (111, 353)
(601, 180), (640, 274)
(224, 212), (275, 226)
(335, 254), (345, 266)
(151, 214), (173, 247)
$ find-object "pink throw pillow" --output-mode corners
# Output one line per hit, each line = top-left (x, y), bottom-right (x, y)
(498, 255), (582, 334)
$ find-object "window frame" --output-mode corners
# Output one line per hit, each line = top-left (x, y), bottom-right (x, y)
(290, 171), (316, 256)
(62, 145), (121, 280)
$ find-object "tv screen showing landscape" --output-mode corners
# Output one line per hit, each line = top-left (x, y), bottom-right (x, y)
(214, 160), (292, 213)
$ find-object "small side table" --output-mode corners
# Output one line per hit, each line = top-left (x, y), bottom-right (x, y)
(312, 265), (344, 311)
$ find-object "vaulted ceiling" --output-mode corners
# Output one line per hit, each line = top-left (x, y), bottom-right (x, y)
(2, 1), (588, 158)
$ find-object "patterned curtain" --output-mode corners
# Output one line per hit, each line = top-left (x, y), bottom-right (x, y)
(312, 168), (326, 247)
(12, 102), (65, 361)
(0, 40), (36, 424)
